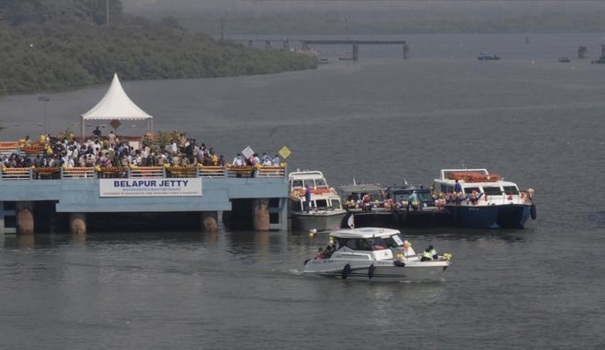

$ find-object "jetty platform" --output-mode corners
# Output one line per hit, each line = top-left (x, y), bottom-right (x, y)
(0, 163), (289, 235)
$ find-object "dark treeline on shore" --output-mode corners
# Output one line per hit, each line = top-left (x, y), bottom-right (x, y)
(0, 0), (318, 96)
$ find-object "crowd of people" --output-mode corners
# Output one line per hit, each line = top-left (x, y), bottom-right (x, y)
(1, 131), (281, 173)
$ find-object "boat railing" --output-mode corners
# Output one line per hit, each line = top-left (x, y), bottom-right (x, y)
(1, 165), (288, 181)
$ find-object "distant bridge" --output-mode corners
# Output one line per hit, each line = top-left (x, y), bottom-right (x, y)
(235, 38), (409, 60)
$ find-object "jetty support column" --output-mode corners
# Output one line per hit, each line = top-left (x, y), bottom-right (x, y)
(201, 211), (218, 232)
(16, 201), (34, 235)
(252, 199), (270, 231)
(69, 213), (87, 235)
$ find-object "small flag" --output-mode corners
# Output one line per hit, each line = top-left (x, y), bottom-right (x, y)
(347, 214), (355, 229)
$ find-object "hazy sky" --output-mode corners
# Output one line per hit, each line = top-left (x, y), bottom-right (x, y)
(122, 0), (605, 15)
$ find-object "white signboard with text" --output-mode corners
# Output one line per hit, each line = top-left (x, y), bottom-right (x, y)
(99, 178), (202, 197)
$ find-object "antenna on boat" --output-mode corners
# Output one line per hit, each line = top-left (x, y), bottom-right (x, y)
(353, 177), (356, 186)
(462, 160), (466, 169)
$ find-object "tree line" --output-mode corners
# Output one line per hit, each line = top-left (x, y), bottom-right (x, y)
(0, 0), (318, 96)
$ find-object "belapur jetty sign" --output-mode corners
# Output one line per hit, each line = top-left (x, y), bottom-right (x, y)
(99, 178), (202, 197)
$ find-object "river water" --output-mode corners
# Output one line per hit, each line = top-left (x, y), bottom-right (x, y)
(1, 33), (605, 349)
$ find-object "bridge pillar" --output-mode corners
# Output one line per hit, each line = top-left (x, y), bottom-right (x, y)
(16, 201), (34, 235)
(201, 211), (218, 232)
(265, 40), (271, 49)
(252, 199), (270, 231)
(69, 213), (87, 235)
(353, 44), (359, 61)
(403, 43), (409, 60)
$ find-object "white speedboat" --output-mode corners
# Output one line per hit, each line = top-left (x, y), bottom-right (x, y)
(433, 168), (536, 229)
(289, 170), (347, 232)
(303, 227), (451, 282)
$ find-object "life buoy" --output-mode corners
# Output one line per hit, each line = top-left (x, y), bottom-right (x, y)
(368, 264), (375, 279)
(530, 204), (537, 220)
(341, 264), (351, 279)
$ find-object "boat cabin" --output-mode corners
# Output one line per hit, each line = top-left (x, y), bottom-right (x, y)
(330, 228), (404, 253)
(386, 185), (435, 208)
(433, 168), (522, 199)
(289, 170), (343, 211)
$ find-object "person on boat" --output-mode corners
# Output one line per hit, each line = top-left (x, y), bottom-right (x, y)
(272, 154), (281, 166)
(93, 126), (102, 138)
(454, 179), (462, 194)
(304, 187), (312, 212)
(408, 191), (419, 211)
(428, 245), (438, 260)
(314, 247), (326, 259)
(421, 248), (433, 261)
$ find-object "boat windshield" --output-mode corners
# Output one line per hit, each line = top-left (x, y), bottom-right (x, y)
(381, 233), (405, 247)
(291, 180), (303, 189)
(331, 199), (342, 210)
(503, 186), (519, 195)
(315, 178), (328, 189)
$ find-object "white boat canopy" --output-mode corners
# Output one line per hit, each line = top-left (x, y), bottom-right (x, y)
(80, 73), (153, 138)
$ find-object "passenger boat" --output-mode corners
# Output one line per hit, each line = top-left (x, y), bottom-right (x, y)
(339, 183), (398, 228)
(339, 182), (450, 229)
(478, 52), (501, 61)
(432, 168), (536, 229)
(303, 227), (451, 282)
(289, 170), (347, 232)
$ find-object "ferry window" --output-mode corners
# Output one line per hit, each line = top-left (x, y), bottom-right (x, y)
(292, 180), (303, 189)
(503, 186), (519, 195)
(304, 180), (315, 189)
(483, 187), (503, 196)
(315, 199), (328, 209)
(395, 193), (409, 202)
(330, 199), (341, 210)
(315, 179), (328, 188)
(418, 192), (432, 201)
(464, 187), (481, 194)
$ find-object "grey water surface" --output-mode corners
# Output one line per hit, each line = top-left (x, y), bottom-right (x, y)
(1, 33), (605, 349)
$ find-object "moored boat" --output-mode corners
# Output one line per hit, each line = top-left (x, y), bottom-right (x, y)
(478, 52), (501, 60)
(289, 170), (347, 232)
(433, 168), (536, 229)
(303, 227), (452, 282)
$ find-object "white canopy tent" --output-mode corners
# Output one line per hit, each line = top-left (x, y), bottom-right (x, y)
(81, 73), (153, 138)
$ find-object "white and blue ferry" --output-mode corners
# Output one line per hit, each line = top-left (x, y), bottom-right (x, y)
(433, 169), (536, 229)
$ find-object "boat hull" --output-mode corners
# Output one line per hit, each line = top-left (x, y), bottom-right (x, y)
(303, 259), (449, 282)
(292, 210), (347, 232)
(447, 204), (531, 229)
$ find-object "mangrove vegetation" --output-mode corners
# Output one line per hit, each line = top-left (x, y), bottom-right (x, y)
(0, 0), (318, 96)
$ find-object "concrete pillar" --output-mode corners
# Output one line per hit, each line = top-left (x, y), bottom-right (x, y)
(252, 198), (270, 231)
(16, 201), (34, 235)
(17, 235), (34, 249)
(201, 211), (218, 232)
(69, 213), (87, 235)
